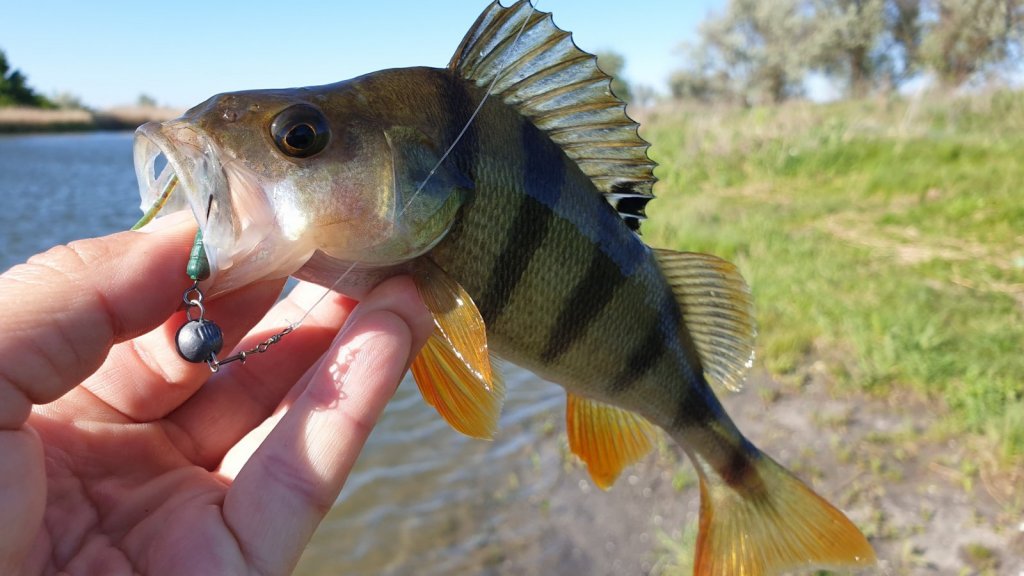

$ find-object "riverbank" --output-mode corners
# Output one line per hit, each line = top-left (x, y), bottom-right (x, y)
(297, 367), (1024, 575)
(0, 105), (183, 133)
(641, 92), (1024, 464)
(630, 93), (1024, 574)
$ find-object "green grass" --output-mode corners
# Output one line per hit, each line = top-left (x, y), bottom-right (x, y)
(640, 92), (1024, 461)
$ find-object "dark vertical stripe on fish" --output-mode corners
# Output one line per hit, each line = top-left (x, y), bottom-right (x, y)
(477, 195), (551, 325)
(441, 73), (480, 179)
(676, 401), (761, 490)
(476, 121), (565, 325)
(520, 118), (566, 208)
(670, 375), (720, 431)
(719, 445), (760, 488)
(540, 248), (622, 363)
(608, 322), (665, 394)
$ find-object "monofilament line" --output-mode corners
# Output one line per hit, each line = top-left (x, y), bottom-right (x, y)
(285, 2), (539, 332)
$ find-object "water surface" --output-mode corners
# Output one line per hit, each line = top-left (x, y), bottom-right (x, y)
(0, 132), (139, 271)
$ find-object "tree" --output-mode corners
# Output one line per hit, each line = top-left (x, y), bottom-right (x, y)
(805, 0), (928, 96)
(0, 49), (53, 108)
(596, 51), (632, 102)
(667, 0), (1024, 103)
(669, 43), (738, 104)
(919, 0), (1024, 88)
(631, 84), (658, 109)
(809, 0), (888, 98)
(673, 0), (815, 105)
(882, 0), (924, 89)
(51, 91), (87, 110)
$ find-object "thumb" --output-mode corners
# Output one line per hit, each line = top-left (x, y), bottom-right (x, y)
(0, 212), (196, 429)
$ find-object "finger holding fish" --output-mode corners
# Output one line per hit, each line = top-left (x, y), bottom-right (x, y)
(0, 214), (196, 430)
(165, 282), (361, 467)
(81, 277), (286, 422)
(160, 276), (431, 469)
(220, 276), (431, 576)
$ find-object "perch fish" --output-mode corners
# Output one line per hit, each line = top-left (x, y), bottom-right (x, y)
(133, 2), (876, 574)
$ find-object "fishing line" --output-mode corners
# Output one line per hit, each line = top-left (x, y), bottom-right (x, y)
(398, 3), (539, 218)
(176, 1), (540, 371)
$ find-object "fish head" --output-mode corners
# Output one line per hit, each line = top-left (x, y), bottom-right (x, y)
(134, 81), (464, 293)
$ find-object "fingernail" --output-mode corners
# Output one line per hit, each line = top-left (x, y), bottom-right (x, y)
(135, 210), (195, 234)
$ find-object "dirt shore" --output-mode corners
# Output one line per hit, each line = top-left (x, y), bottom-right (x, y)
(485, 364), (1024, 575)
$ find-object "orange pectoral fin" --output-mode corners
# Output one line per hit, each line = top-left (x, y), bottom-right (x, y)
(411, 263), (505, 440)
(566, 393), (657, 490)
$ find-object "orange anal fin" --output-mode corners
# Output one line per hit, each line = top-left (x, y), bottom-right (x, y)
(412, 264), (505, 440)
(566, 393), (657, 490)
(692, 452), (876, 575)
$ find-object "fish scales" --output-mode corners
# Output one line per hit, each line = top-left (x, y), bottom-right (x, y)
(131, 2), (877, 573)
(417, 79), (770, 494)
(351, 67), (726, 458)
(429, 94), (674, 402)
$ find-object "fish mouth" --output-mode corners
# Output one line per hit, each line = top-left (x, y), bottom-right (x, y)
(134, 120), (234, 276)
(133, 120), (314, 292)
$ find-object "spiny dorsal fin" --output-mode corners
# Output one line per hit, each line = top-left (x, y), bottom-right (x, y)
(412, 261), (505, 439)
(566, 393), (657, 490)
(450, 1), (657, 231)
(653, 249), (756, 392)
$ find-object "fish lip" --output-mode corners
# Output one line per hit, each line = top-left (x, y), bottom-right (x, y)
(133, 120), (233, 281)
(134, 118), (320, 294)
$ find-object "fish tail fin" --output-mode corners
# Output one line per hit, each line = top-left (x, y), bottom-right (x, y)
(690, 449), (875, 575)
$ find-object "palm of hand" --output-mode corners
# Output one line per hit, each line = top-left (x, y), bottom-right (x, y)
(33, 412), (245, 575)
(1, 221), (432, 576)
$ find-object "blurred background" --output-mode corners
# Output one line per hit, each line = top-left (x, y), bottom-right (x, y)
(1, 1), (1022, 574)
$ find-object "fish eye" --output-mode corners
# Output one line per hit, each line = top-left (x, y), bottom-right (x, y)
(270, 104), (330, 158)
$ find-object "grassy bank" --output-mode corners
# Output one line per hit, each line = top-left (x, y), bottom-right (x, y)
(640, 92), (1024, 462)
(0, 105), (182, 133)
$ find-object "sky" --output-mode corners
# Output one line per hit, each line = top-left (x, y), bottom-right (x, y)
(3, 0), (724, 110)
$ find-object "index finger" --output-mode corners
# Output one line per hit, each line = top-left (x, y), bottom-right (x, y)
(222, 276), (433, 575)
(0, 213), (196, 429)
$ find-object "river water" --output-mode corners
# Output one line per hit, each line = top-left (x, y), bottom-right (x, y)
(0, 132), (682, 575)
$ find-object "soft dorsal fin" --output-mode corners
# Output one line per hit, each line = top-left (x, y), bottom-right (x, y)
(653, 249), (757, 392)
(412, 261), (506, 439)
(566, 393), (657, 490)
(450, 0), (657, 232)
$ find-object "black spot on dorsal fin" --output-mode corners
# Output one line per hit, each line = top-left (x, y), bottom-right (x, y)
(606, 182), (652, 233)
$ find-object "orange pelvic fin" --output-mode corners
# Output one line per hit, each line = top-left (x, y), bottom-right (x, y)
(691, 451), (876, 575)
(412, 264), (505, 440)
(566, 393), (657, 490)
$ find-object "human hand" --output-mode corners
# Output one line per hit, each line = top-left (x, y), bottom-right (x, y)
(0, 212), (434, 575)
